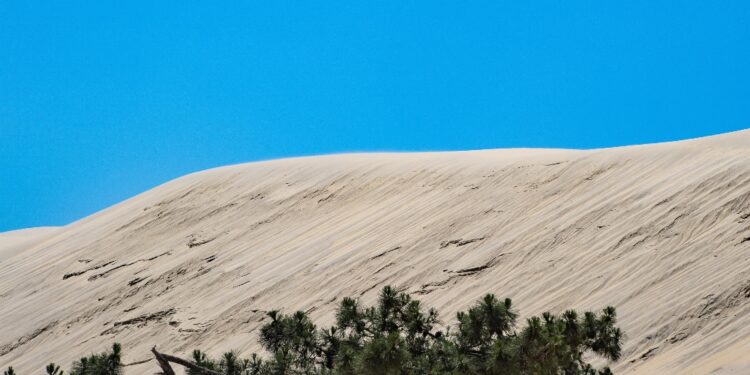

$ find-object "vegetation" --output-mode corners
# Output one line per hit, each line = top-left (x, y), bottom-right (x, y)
(2, 286), (621, 374)
(69, 343), (122, 375)
(182, 286), (621, 374)
(2, 344), (123, 375)
(46, 364), (63, 375)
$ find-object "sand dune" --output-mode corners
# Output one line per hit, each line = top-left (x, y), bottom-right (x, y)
(0, 227), (60, 261)
(1, 130), (750, 373)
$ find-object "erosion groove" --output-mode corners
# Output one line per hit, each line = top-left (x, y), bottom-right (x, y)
(101, 309), (176, 336)
(88, 251), (171, 281)
(0, 321), (57, 356)
(371, 246), (402, 260)
(439, 236), (487, 248)
(62, 261), (115, 280)
(114, 309), (176, 327)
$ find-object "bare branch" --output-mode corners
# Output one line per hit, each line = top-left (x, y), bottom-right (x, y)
(151, 346), (224, 375)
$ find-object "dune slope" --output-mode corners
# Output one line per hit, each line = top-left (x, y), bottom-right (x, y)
(0, 227), (60, 261)
(1, 130), (750, 374)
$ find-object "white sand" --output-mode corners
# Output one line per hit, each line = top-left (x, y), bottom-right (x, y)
(1, 130), (749, 373)
(0, 227), (61, 261)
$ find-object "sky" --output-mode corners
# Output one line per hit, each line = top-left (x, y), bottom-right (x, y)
(1, 2), (749, 232)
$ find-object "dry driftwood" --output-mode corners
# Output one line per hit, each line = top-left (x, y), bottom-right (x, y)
(151, 346), (224, 375)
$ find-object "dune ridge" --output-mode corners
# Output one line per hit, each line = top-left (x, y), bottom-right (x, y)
(1, 130), (750, 373)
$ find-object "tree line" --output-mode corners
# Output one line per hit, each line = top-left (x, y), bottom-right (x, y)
(4, 286), (622, 374)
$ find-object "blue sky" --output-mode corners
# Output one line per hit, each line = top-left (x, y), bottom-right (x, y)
(1, 2), (749, 231)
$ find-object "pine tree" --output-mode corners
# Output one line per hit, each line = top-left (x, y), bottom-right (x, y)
(69, 343), (123, 375)
(46, 363), (63, 375)
(187, 350), (217, 375)
(245, 286), (622, 374)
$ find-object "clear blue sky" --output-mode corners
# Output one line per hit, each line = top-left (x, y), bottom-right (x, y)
(1, 2), (749, 232)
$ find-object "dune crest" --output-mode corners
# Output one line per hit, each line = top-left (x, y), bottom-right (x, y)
(2, 130), (750, 373)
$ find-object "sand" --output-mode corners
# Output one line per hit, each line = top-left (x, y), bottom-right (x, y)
(0, 227), (61, 261)
(1, 130), (749, 374)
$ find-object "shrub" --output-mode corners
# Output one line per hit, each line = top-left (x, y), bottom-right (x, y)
(188, 286), (622, 374)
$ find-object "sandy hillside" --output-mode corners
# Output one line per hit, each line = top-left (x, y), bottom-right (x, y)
(0, 227), (61, 261)
(1, 130), (750, 374)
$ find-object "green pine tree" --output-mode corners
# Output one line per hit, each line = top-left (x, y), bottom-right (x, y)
(46, 363), (63, 375)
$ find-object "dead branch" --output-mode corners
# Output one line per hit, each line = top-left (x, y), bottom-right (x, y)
(151, 346), (224, 375)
